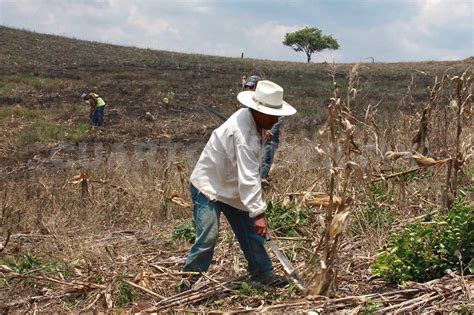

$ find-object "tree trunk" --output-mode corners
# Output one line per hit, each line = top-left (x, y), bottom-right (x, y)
(306, 53), (311, 63)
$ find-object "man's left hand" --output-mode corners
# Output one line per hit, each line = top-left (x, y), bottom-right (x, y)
(254, 213), (267, 236)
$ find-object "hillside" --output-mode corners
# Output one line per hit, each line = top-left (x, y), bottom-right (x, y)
(0, 27), (472, 313)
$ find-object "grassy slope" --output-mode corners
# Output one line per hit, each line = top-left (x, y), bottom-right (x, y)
(1, 25), (472, 116)
(1, 26), (472, 164)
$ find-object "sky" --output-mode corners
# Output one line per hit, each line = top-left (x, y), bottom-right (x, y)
(0, 0), (472, 63)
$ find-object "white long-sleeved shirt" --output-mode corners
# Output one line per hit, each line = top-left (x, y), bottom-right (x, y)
(190, 108), (266, 218)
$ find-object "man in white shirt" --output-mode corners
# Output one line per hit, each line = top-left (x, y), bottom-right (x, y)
(183, 80), (297, 289)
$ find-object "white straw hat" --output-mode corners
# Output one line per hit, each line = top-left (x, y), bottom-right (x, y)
(237, 80), (296, 116)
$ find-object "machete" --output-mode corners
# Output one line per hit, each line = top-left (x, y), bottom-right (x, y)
(265, 233), (307, 293)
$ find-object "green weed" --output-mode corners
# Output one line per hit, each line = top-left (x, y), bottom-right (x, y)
(351, 204), (395, 235)
(20, 121), (62, 144)
(1, 254), (63, 275)
(115, 277), (134, 307)
(361, 300), (384, 314)
(0, 74), (62, 91)
(172, 220), (195, 244)
(239, 281), (265, 297)
(64, 123), (89, 140)
(372, 199), (473, 284)
(266, 201), (308, 236)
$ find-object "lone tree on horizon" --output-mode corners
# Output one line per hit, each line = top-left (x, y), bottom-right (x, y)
(283, 27), (339, 63)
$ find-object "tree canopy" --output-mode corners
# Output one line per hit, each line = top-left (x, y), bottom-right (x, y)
(283, 27), (339, 63)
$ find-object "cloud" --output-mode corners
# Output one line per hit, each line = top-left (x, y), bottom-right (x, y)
(0, 0), (471, 63)
(125, 6), (178, 37)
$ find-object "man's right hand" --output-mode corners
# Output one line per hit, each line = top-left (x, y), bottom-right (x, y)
(254, 213), (267, 236)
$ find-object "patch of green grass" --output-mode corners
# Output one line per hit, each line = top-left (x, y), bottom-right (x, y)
(115, 277), (134, 307)
(0, 106), (38, 119)
(351, 204), (395, 235)
(19, 120), (88, 144)
(64, 122), (89, 140)
(20, 121), (62, 144)
(0, 74), (63, 91)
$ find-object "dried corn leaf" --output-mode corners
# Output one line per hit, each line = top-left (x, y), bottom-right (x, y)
(315, 144), (326, 155)
(68, 172), (89, 184)
(329, 211), (350, 237)
(170, 193), (190, 208)
(384, 151), (411, 161)
(282, 196), (292, 208)
(342, 118), (354, 131)
(412, 153), (438, 167)
(303, 192), (342, 208)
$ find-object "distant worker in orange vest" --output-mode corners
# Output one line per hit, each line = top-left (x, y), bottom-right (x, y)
(81, 92), (106, 127)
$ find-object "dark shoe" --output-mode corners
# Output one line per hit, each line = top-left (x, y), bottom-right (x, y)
(251, 273), (288, 288)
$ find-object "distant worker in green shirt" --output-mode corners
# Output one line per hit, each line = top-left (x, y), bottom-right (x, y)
(81, 92), (106, 127)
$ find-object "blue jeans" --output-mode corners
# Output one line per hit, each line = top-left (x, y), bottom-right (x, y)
(261, 140), (279, 178)
(92, 106), (104, 126)
(183, 185), (273, 276)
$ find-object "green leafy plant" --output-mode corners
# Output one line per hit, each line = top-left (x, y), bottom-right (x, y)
(361, 300), (384, 315)
(0, 254), (63, 275)
(239, 281), (264, 296)
(266, 201), (308, 236)
(172, 221), (196, 244)
(372, 199), (473, 284)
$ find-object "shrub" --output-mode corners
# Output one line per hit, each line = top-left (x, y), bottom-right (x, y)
(372, 199), (473, 284)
